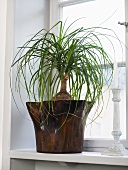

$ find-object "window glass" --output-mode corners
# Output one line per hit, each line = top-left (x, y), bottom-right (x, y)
(62, 0), (126, 139)
(63, 0), (125, 62)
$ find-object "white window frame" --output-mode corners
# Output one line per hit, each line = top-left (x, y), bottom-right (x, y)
(50, 0), (128, 151)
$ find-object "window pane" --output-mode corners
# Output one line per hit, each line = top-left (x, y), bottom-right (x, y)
(62, 0), (126, 139)
(63, 0), (125, 62)
(85, 66), (126, 139)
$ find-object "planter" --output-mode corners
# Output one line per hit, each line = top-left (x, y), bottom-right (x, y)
(26, 100), (92, 153)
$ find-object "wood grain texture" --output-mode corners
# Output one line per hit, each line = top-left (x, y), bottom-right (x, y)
(26, 100), (91, 153)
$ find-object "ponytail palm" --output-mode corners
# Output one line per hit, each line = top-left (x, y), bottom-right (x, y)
(12, 20), (113, 112)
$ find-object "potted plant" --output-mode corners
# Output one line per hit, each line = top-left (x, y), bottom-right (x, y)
(11, 20), (113, 153)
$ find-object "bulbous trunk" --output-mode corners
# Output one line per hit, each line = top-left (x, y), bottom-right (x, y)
(52, 74), (72, 100)
(60, 74), (68, 93)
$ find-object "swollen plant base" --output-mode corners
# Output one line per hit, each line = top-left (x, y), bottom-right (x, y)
(26, 100), (92, 153)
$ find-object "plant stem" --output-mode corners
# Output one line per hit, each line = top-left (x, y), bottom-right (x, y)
(60, 74), (68, 93)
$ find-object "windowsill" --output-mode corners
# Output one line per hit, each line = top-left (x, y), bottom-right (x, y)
(9, 150), (128, 166)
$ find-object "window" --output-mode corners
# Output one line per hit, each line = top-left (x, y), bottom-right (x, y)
(50, 0), (128, 150)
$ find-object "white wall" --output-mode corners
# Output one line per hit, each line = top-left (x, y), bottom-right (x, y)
(11, 0), (50, 150)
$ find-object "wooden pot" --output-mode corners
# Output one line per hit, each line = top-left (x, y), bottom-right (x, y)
(26, 100), (92, 153)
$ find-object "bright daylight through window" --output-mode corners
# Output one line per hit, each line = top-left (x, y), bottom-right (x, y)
(61, 0), (126, 140)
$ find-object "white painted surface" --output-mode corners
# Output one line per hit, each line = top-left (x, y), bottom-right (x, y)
(9, 150), (128, 166)
(11, 159), (35, 170)
(34, 161), (128, 170)
(2, 0), (15, 169)
(102, 88), (128, 156)
(0, 1), (7, 169)
(11, 0), (50, 150)
(10, 159), (128, 170)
